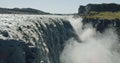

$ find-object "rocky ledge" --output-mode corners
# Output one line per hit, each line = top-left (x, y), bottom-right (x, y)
(82, 18), (120, 33)
(78, 3), (120, 15)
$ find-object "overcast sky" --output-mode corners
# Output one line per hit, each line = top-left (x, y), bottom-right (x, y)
(0, 0), (120, 13)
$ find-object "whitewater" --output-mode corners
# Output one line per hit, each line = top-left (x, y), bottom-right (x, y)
(0, 14), (120, 63)
(60, 17), (120, 63)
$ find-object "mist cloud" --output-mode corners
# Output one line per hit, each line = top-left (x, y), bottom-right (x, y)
(60, 17), (120, 63)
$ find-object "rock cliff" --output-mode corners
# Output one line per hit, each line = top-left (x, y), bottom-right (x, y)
(82, 18), (120, 34)
(78, 3), (120, 15)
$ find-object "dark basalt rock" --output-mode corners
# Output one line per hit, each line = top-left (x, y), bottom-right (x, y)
(0, 39), (38, 63)
(0, 30), (9, 37)
(78, 3), (120, 15)
(78, 6), (86, 15)
(82, 18), (120, 32)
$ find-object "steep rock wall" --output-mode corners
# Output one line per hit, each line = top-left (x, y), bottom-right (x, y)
(78, 3), (120, 15)
(82, 18), (120, 33)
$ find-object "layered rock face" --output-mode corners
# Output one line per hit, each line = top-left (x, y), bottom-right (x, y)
(0, 14), (77, 63)
(82, 18), (120, 33)
(78, 3), (120, 33)
(78, 3), (120, 15)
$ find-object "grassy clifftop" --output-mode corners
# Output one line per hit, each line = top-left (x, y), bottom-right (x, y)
(78, 3), (120, 20)
(82, 11), (120, 20)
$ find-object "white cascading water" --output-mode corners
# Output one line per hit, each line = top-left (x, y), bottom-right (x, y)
(0, 14), (77, 63)
(1, 14), (120, 63)
(60, 17), (120, 63)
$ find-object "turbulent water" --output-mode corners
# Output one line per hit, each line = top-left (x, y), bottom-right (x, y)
(0, 14), (77, 63)
(60, 17), (120, 63)
(0, 14), (120, 63)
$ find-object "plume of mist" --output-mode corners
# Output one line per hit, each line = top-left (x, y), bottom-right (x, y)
(60, 17), (120, 63)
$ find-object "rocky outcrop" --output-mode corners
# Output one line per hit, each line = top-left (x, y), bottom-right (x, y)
(0, 39), (34, 63)
(78, 3), (120, 33)
(0, 8), (50, 14)
(78, 3), (120, 15)
(82, 18), (120, 32)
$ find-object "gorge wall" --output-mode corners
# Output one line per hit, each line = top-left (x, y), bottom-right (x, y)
(78, 3), (120, 15)
(82, 18), (120, 33)
(78, 3), (120, 33)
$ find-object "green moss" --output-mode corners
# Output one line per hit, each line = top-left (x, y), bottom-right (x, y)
(81, 11), (120, 20)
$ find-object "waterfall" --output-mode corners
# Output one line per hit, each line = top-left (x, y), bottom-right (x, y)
(0, 14), (120, 63)
(0, 14), (77, 63)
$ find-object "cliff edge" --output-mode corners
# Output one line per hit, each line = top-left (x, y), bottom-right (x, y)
(78, 3), (120, 33)
(78, 3), (120, 15)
